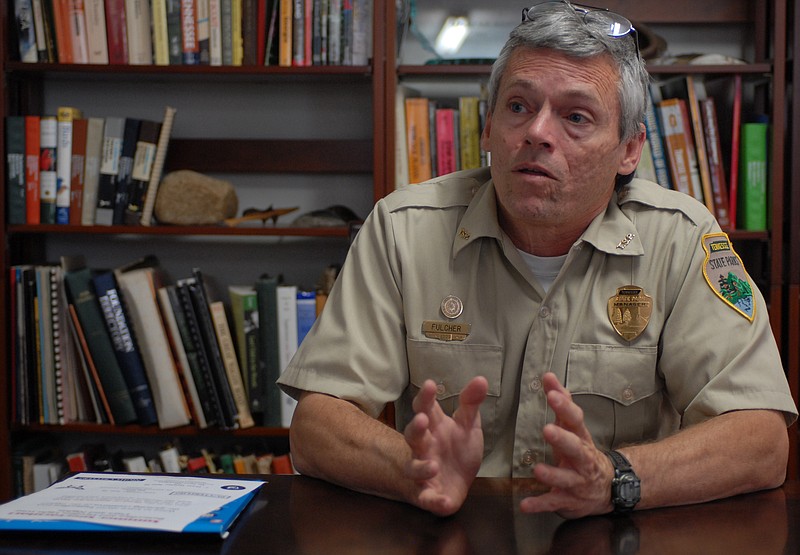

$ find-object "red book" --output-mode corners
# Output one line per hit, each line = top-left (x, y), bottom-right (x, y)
(271, 453), (294, 474)
(25, 116), (41, 225)
(256, 0), (267, 65)
(700, 97), (731, 229)
(728, 74), (742, 226)
(303, 0), (312, 66)
(69, 119), (88, 225)
(52, 0), (74, 63)
(435, 108), (457, 176)
(104, 0), (128, 64)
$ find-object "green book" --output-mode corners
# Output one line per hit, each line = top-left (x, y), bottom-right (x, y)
(229, 285), (260, 416)
(255, 274), (282, 427)
(738, 121), (769, 231)
(61, 260), (137, 425)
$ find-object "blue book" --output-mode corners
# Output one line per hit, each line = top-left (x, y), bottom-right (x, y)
(92, 271), (158, 426)
(296, 290), (316, 345)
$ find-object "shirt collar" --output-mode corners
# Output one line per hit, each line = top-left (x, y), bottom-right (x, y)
(452, 178), (643, 258)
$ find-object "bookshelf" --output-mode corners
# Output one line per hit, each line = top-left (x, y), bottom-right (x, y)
(0, 0), (796, 499)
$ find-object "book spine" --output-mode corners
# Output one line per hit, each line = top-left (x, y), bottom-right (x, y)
(62, 266), (138, 424)
(24, 116), (41, 225)
(208, 0), (222, 65)
(55, 106), (82, 224)
(644, 87), (670, 188)
(255, 275), (281, 426)
(231, 0), (243, 64)
(405, 97), (432, 184)
(166, 0), (182, 64)
(291, 0), (303, 66)
(67, 0), (90, 63)
(728, 74), (742, 223)
(276, 284), (298, 427)
(326, 0), (339, 64)
(68, 118), (87, 226)
(278, 0), (291, 66)
(151, 0), (170, 65)
(6, 116), (27, 225)
(220, 0), (233, 65)
(92, 271), (159, 425)
(124, 0), (152, 63)
(14, 0), (38, 62)
(111, 118), (140, 225)
(140, 106), (176, 226)
(209, 301), (255, 428)
(83, 0), (108, 63)
(124, 119), (161, 224)
(739, 121), (769, 231)
(181, 0), (200, 64)
(103, 0), (128, 64)
(229, 287), (260, 416)
(350, 0), (368, 66)
(51, 0), (74, 63)
(196, 0), (210, 64)
(80, 117), (104, 225)
(95, 116), (124, 226)
(39, 116), (58, 224)
(256, 0), (266, 65)
(241, 0), (257, 64)
(700, 97), (731, 228)
(458, 96), (481, 170)
(658, 99), (693, 198)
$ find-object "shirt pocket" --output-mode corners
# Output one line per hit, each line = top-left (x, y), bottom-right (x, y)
(566, 343), (664, 448)
(405, 339), (503, 450)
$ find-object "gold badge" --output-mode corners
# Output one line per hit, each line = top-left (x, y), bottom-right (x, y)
(440, 295), (464, 319)
(608, 285), (653, 341)
(422, 321), (471, 341)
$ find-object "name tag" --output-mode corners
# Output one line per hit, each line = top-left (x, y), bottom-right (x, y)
(421, 320), (471, 341)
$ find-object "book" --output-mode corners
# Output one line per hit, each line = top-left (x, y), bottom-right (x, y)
(140, 105), (176, 226)
(115, 266), (192, 428)
(95, 116), (125, 226)
(55, 106), (82, 224)
(228, 285), (260, 415)
(208, 0), (222, 65)
(327, 0), (340, 64)
(124, 0), (152, 63)
(92, 270), (159, 425)
(728, 74), (743, 225)
(658, 98), (695, 199)
(170, 283), (224, 427)
(156, 285), (208, 428)
(458, 96), (481, 170)
(13, 0), (38, 62)
(278, 0), (292, 66)
(241, 0), (257, 65)
(181, 0), (200, 64)
(435, 108), (457, 176)
(197, 0), (210, 64)
(111, 117), (141, 225)
(39, 115), (58, 224)
(61, 257), (137, 424)
(124, 119), (161, 224)
(151, 0), (170, 65)
(276, 283), (298, 427)
(351, 0), (369, 66)
(405, 97), (432, 184)
(231, 0), (243, 64)
(166, 0), (182, 64)
(209, 301), (255, 428)
(291, 0), (303, 66)
(67, 299), (112, 424)
(264, 0), (279, 64)
(643, 85), (670, 188)
(5, 115), (26, 225)
(254, 274), (281, 426)
(738, 121), (769, 231)
(80, 117), (104, 225)
(51, 0), (73, 63)
(68, 118), (88, 225)
(103, 0), (127, 64)
(31, 0), (56, 62)
(700, 97), (732, 228)
(684, 76), (715, 214)
(34, 265), (57, 424)
(220, 0), (233, 64)
(66, 0), (90, 63)
(83, 0), (108, 63)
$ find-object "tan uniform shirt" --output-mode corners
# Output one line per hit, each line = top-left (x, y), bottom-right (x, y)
(279, 167), (797, 477)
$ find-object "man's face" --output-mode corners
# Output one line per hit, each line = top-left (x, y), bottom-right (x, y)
(481, 47), (643, 251)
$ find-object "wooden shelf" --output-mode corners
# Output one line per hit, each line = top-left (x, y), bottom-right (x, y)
(7, 224), (352, 237)
(397, 63), (773, 77)
(12, 423), (289, 438)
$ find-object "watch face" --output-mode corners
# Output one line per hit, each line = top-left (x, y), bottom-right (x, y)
(615, 473), (641, 507)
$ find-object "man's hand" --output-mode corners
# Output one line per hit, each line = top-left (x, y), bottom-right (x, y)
(519, 372), (614, 519)
(403, 376), (488, 516)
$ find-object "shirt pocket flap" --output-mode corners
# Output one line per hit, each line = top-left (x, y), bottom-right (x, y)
(407, 339), (502, 400)
(566, 344), (659, 407)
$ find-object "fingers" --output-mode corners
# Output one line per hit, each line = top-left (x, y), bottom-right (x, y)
(453, 376), (489, 427)
(543, 373), (593, 444)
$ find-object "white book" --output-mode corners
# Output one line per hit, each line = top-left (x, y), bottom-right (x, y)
(84, 0), (109, 63)
(124, 0), (153, 64)
(276, 284), (298, 427)
(80, 117), (104, 225)
(208, 0), (222, 65)
(114, 267), (191, 429)
(67, 0), (90, 63)
(55, 107), (81, 225)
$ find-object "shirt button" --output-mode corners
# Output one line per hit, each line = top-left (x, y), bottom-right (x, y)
(622, 387), (634, 401)
(539, 306), (551, 318)
(529, 376), (542, 392)
(435, 383), (446, 396)
(521, 450), (535, 466)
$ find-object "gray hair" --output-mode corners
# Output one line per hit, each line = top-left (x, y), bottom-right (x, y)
(486, 3), (648, 143)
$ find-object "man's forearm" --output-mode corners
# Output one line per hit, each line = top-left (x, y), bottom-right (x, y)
(621, 409), (788, 510)
(290, 392), (417, 504)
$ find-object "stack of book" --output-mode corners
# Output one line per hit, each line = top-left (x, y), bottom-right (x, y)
(8, 255), (333, 432)
(11, 0), (371, 67)
(637, 74), (769, 231)
(4, 105), (176, 226)
(399, 91), (489, 187)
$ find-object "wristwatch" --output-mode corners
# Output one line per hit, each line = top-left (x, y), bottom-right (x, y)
(605, 449), (641, 514)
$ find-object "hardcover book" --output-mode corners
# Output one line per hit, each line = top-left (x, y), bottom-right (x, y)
(84, 0), (108, 63)
(123, 0), (152, 64)
(738, 121), (769, 231)
(5, 115), (26, 225)
(80, 117), (104, 225)
(55, 106), (82, 224)
(124, 119), (161, 224)
(254, 274), (281, 426)
(95, 116), (125, 226)
(39, 115), (58, 224)
(111, 117), (141, 225)
(104, 0), (128, 64)
(209, 301), (255, 428)
(405, 97), (432, 184)
(68, 118), (88, 226)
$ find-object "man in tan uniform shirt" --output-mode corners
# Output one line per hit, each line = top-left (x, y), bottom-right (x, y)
(279, 1), (797, 518)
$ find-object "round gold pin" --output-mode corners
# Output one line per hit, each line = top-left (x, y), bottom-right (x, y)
(440, 295), (464, 319)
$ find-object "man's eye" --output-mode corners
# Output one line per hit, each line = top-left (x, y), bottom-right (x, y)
(567, 113), (586, 124)
(510, 102), (525, 113)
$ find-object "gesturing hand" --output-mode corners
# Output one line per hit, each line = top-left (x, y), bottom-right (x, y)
(403, 376), (489, 516)
(519, 372), (614, 519)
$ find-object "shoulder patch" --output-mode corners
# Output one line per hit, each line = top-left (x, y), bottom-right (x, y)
(701, 232), (755, 321)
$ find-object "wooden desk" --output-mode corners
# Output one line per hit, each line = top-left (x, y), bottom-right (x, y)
(0, 475), (797, 554)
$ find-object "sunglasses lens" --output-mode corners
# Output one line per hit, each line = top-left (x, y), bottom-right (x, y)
(583, 11), (632, 38)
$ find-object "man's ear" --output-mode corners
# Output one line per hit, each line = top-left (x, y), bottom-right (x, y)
(480, 111), (493, 153)
(618, 123), (646, 176)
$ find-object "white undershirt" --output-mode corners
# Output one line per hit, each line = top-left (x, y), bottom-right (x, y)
(517, 249), (568, 294)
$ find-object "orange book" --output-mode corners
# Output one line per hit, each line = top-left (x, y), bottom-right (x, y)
(404, 97), (432, 184)
(658, 98), (694, 199)
(69, 119), (88, 225)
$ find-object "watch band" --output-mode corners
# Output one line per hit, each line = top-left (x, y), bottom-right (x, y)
(605, 449), (641, 514)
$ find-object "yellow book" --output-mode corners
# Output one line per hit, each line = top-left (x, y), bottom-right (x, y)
(458, 96), (482, 170)
(231, 0), (243, 65)
(278, 0), (292, 67)
(210, 301), (255, 428)
(151, 0), (169, 65)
